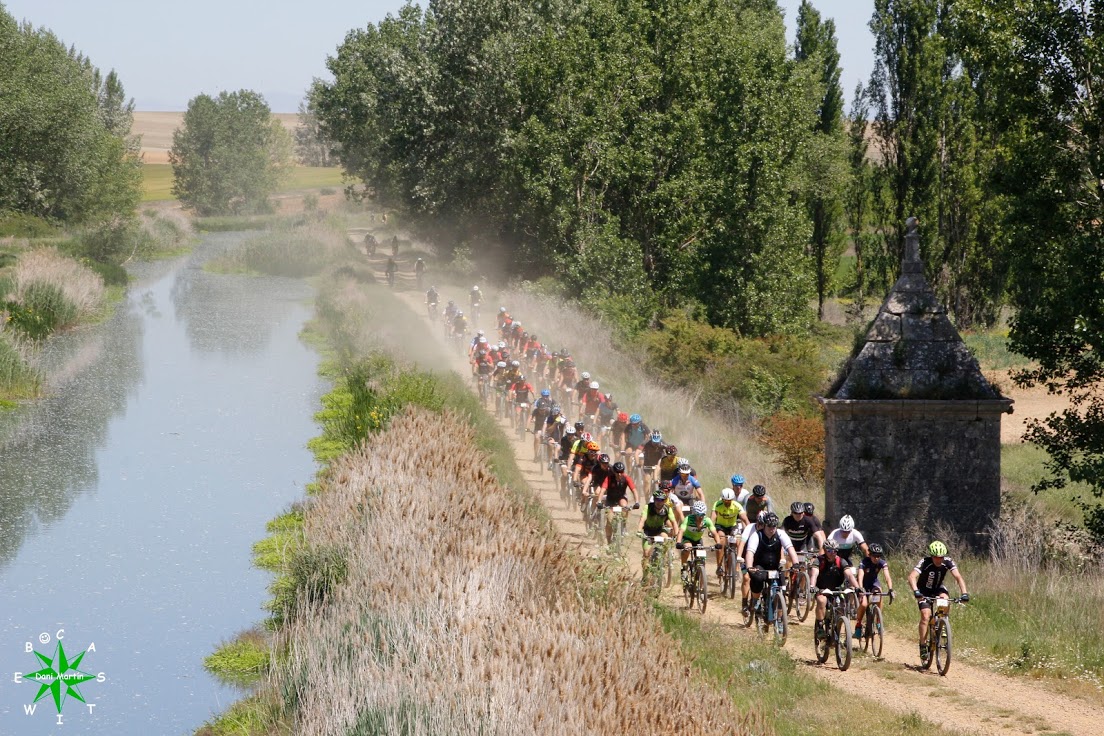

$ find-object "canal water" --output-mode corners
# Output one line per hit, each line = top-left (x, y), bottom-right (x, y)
(0, 233), (327, 735)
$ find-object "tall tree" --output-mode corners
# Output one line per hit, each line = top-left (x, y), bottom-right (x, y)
(845, 83), (873, 313)
(170, 90), (292, 215)
(795, 0), (848, 321)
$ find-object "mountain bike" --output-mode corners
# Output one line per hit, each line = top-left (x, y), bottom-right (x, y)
(920, 595), (967, 675)
(858, 589), (893, 658)
(786, 551), (815, 622)
(426, 301), (438, 321)
(514, 402), (528, 440)
(584, 491), (603, 540)
(679, 542), (720, 614)
(640, 534), (672, 595)
(814, 587), (853, 671)
(750, 568), (788, 645)
(720, 530), (742, 599)
(471, 301), (481, 324)
(476, 374), (490, 408)
(494, 387), (506, 419)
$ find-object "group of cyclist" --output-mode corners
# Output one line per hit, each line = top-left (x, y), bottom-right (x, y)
(430, 288), (971, 665)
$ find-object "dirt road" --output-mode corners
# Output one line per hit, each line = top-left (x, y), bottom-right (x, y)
(371, 251), (1099, 735)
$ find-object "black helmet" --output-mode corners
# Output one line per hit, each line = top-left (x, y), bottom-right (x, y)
(612, 461), (626, 473)
(790, 501), (804, 514)
(804, 502), (815, 515)
(598, 453), (611, 464)
(574, 421), (585, 432)
(752, 484), (767, 497)
(869, 543), (884, 556)
(763, 512), (780, 528)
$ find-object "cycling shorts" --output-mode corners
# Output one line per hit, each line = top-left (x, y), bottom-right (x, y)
(917, 586), (949, 610)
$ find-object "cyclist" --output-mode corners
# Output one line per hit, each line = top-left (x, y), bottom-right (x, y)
(364, 231), (378, 254)
(907, 540), (969, 662)
(544, 407), (567, 457)
(414, 257), (426, 286)
(638, 430), (667, 489)
(743, 484), (774, 521)
(639, 489), (678, 575)
(598, 461), (639, 544)
(425, 285), (439, 312)
(509, 374), (535, 422)
(611, 412), (631, 448)
(658, 445), (683, 483)
(803, 502), (824, 535)
(582, 380), (605, 419)
(444, 299), (459, 323)
(730, 474), (747, 503)
(597, 393), (618, 435)
(384, 256), (397, 285)
(670, 463), (703, 513)
(473, 349), (495, 382)
(573, 441), (603, 519)
(826, 514), (868, 573)
(496, 306), (510, 329)
(810, 539), (858, 638)
(510, 320), (525, 349)
(676, 500), (717, 578)
(712, 488), (749, 578)
(450, 309), (467, 339)
(854, 542), (894, 640)
(743, 512), (799, 614)
(469, 285), (482, 309)
(623, 414), (651, 457)
(782, 501), (825, 554)
(558, 425), (577, 464)
(573, 372), (592, 407)
(390, 235), (399, 255)
(531, 389), (554, 446)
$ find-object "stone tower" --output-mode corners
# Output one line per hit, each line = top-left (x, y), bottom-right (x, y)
(819, 218), (1013, 551)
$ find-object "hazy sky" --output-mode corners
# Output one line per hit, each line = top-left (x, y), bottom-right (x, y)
(3, 0), (875, 113)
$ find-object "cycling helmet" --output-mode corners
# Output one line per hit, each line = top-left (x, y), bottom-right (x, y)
(790, 501), (804, 514)
(612, 461), (626, 473)
(868, 543), (884, 557)
(691, 500), (708, 516)
(650, 430), (662, 442)
(677, 463), (691, 474)
(478, 336), (488, 344)
(586, 441), (600, 452)
(731, 474), (745, 486)
(629, 413), (642, 423)
(823, 539), (839, 552)
(665, 445), (677, 456)
(511, 360), (520, 368)
(652, 490), (668, 502)
(514, 321), (522, 327)
(552, 351), (560, 359)
(804, 502), (815, 515)
(721, 488), (736, 501)
(478, 349), (487, 356)
(574, 422), (585, 431)
(928, 540), (948, 557)
(561, 347), (570, 355)
(839, 515), (855, 532)
(589, 381), (599, 389)
(540, 389), (551, 397)
(518, 374), (526, 382)
(658, 480), (672, 490)
(581, 371), (591, 380)
(498, 341), (506, 349)
(531, 334), (538, 341)
(752, 484), (767, 497)
(598, 453), (610, 464)
(565, 426), (576, 435)
(581, 432), (593, 442)
(476, 329), (484, 336)
(763, 512), (780, 528)
(496, 361), (507, 369)
(473, 285), (480, 290)
(447, 300), (455, 306)
(551, 404), (562, 413)
(757, 510), (768, 524)
(618, 412), (630, 423)
(499, 306), (507, 313)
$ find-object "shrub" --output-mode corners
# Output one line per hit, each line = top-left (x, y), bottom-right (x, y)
(759, 413), (825, 484)
(4, 282), (77, 340)
(0, 212), (57, 238)
(12, 248), (104, 321)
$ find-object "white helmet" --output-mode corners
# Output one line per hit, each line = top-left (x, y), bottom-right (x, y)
(473, 285), (480, 291)
(565, 426), (576, 435)
(721, 488), (735, 501)
(581, 371), (591, 380)
(691, 500), (708, 516)
(498, 341), (506, 349)
(496, 361), (507, 369)
(839, 514), (855, 532)
(476, 329), (484, 336)
(499, 306), (507, 313)
(478, 337), (488, 344)
(588, 381), (598, 389)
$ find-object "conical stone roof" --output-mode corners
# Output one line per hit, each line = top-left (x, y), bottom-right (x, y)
(830, 219), (1001, 401)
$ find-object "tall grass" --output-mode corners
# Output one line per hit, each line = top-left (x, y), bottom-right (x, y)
(220, 223), (356, 277)
(500, 287), (816, 508)
(12, 247), (104, 320)
(0, 331), (40, 398)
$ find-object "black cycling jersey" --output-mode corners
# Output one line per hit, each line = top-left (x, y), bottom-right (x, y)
(559, 434), (577, 458)
(750, 530), (784, 571)
(588, 465), (613, 488)
(640, 441), (666, 466)
(859, 556), (888, 591)
(782, 514), (818, 551)
(914, 556), (956, 594)
(806, 514), (823, 532)
(816, 555), (847, 590)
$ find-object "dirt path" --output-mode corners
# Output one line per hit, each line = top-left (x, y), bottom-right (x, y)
(369, 254), (1100, 735)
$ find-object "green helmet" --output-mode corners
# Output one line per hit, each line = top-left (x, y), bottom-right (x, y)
(928, 540), (948, 557)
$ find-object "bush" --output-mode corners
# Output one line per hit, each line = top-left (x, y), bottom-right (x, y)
(759, 413), (825, 483)
(0, 212), (57, 238)
(4, 282), (77, 340)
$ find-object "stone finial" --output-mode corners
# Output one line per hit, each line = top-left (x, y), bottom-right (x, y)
(903, 217), (922, 274)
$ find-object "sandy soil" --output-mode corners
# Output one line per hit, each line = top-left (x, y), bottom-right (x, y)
(132, 111), (300, 164)
(985, 369), (1073, 444)
(363, 247), (1103, 735)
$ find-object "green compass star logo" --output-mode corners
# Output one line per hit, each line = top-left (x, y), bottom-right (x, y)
(23, 640), (96, 714)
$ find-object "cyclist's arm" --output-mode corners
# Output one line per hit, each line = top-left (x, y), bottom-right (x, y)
(907, 567), (920, 594)
(856, 565), (866, 590)
(738, 510), (750, 526)
(882, 565), (894, 591)
(812, 528), (826, 550)
(743, 533), (758, 568)
(950, 567), (968, 596)
(809, 564), (820, 587)
(675, 517), (688, 545)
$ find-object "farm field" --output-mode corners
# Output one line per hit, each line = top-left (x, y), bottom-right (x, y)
(140, 164), (344, 202)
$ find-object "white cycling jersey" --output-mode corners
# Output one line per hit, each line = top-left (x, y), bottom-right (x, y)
(827, 528), (865, 557)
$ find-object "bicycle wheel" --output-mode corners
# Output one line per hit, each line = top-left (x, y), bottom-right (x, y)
(611, 514), (623, 556)
(647, 548), (663, 597)
(663, 545), (673, 588)
(862, 606), (882, 657)
(792, 571), (812, 622)
(835, 616), (853, 671)
(814, 618), (830, 663)
(683, 566), (694, 609)
(724, 548), (738, 599)
(935, 618), (952, 676)
(756, 598), (770, 635)
(920, 624), (936, 670)
(773, 590), (789, 644)
(697, 564), (708, 614)
(741, 588), (754, 628)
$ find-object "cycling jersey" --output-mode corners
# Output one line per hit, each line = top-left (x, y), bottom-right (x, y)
(670, 474), (701, 503)
(588, 464), (613, 489)
(680, 515), (716, 543)
(570, 438), (589, 457)
(601, 473), (635, 501)
(745, 529), (794, 570)
(827, 528), (865, 563)
(545, 416), (566, 442)
(781, 514), (818, 552)
(859, 556), (888, 591)
(574, 379), (589, 397)
(658, 455), (682, 482)
(426, 289), (439, 304)
(597, 401), (616, 425)
(640, 441), (666, 466)
(806, 513), (823, 532)
(743, 495), (773, 521)
(625, 421), (651, 448)
(815, 555), (848, 590)
(642, 503), (675, 533)
(913, 556), (956, 594)
(558, 434), (577, 459)
(510, 383), (534, 403)
(582, 389), (604, 415)
(712, 499), (744, 530)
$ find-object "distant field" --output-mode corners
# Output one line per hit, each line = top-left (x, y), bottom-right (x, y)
(134, 111), (299, 164)
(141, 164), (344, 202)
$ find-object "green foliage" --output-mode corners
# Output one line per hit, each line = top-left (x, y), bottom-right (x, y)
(0, 213), (58, 238)
(170, 90), (292, 216)
(203, 633), (270, 685)
(0, 9), (142, 228)
(4, 282), (78, 340)
(267, 543), (348, 626)
(0, 332), (40, 399)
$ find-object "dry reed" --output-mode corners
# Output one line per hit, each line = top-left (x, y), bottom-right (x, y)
(12, 247), (104, 319)
(271, 409), (764, 735)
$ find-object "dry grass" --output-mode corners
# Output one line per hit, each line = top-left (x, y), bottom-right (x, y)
(12, 247), (104, 319)
(268, 410), (763, 735)
(500, 288), (817, 508)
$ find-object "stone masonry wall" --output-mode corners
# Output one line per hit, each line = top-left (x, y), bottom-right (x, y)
(823, 402), (1004, 551)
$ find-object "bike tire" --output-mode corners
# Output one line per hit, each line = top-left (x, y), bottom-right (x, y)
(724, 548), (738, 599)
(741, 591), (754, 628)
(814, 619), (830, 663)
(663, 545), (673, 588)
(697, 564), (708, 614)
(756, 598), (770, 635)
(867, 605), (884, 658)
(683, 566), (694, 609)
(835, 616), (853, 671)
(773, 590), (789, 645)
(935, 618), (952, 676)
(793, 571), (812, 622)
(920, 624), (936, 670)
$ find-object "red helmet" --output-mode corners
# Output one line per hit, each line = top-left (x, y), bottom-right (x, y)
(617, 412), (629, 423)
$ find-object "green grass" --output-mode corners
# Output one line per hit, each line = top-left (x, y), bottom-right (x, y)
(142, 165), (344, 202)
(0, 332), (40, 399)
(962, 328), (1031, 371)
(203, 630), (270, 686)
(1001, 443), (1086, 524)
